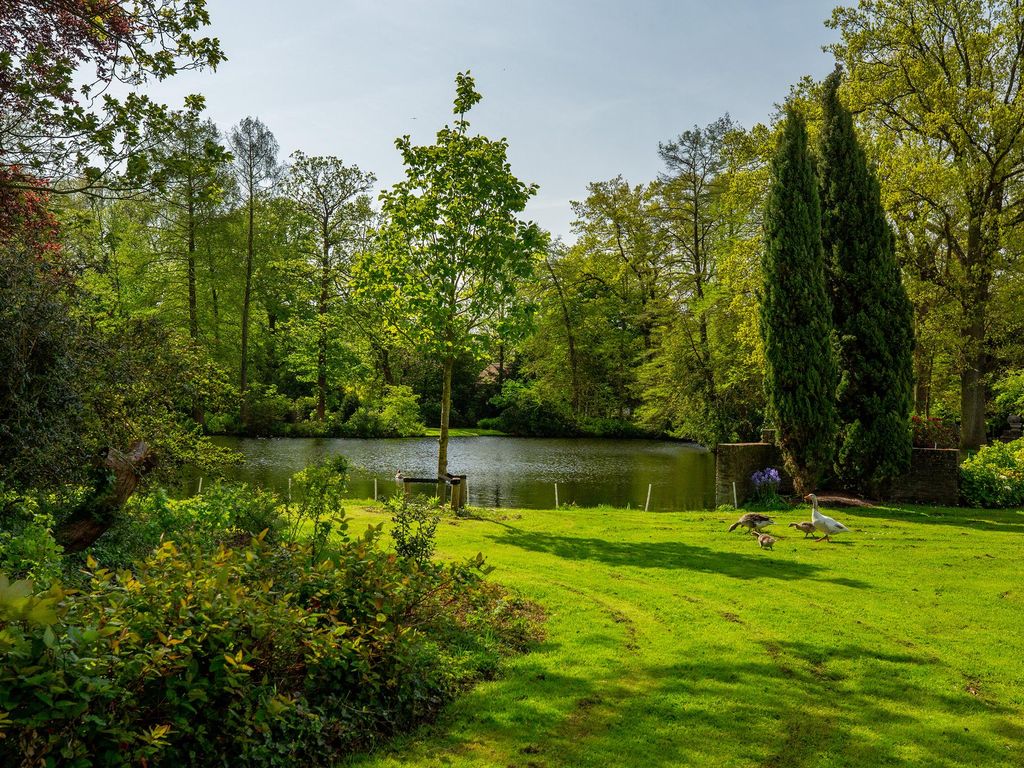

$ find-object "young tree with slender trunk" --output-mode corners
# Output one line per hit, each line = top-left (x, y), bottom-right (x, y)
(229, 117), (279, 424)
(283, 152), (376, 420)
(353, 72), (544, 493)
(761, 107), (838, 493)
(819, 69), (915, 492)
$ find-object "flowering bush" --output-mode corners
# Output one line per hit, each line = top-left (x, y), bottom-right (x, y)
(960, 438), (1024, 508)
(749, 467), (787, 509)
(751, 467), (781, 492)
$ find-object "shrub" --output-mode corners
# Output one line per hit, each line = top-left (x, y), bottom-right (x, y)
(0, 529), (538, 766)
(285, 455), (349, 561)
(0, 491), (63, 588)
(578, 417), (652, 439)
(960, 438), (1024, 508)
(387, 495), (442, 565)
(243, 385), (292, 436)
(378, 385), (426, 437)
(87, 483), (284, 570)
(911, 415), (959, 449)
(489, 381), (575, 437)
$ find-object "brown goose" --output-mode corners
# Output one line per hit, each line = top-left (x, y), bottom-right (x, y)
(788, 521), (816, 538)
(757, 533), (777, 550)
(728, 512), (775, 535)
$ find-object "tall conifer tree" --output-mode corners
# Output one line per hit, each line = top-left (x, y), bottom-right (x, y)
(761, 107), (838, 493)
(819, 69), (914, 492)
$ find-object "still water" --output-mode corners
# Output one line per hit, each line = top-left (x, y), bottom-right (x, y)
(191, 436), (715, 511)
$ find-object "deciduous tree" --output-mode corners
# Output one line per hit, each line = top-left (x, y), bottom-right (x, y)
(829, 0), (1024, 449)
(354, 72), (544, 487)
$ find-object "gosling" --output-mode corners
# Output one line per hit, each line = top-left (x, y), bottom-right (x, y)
(788, 521), (816, 539)
(757, 533), (777, 550)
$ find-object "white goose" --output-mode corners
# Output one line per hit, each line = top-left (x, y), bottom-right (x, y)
(805, 493), (850, 542)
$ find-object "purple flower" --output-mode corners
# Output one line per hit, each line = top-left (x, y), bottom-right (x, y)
(751, 467), (781, 488)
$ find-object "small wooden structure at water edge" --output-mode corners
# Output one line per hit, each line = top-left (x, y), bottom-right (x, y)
(397, 472), (468, 510)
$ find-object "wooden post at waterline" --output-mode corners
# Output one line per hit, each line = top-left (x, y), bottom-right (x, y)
(645, 483), (652, 512)
(374, 477), (378, 501)
(554, 482), (559, 509)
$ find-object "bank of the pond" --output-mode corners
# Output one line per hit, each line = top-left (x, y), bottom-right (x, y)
(340, 501), (1024, 768)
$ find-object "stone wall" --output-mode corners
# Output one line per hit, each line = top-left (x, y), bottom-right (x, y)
(714, 443), (961, 507)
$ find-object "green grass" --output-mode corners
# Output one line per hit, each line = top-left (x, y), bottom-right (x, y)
(422, 427), (507, 437)
(338, 501), (1024, 768)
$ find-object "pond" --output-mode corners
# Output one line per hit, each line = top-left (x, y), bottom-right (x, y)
(187, 436), (716, 511)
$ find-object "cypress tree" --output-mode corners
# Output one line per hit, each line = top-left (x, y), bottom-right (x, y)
(761, 106), (838, 494)
(819, 69), (915, 493)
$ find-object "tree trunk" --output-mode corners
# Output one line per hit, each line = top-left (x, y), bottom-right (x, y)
(378, 345), (395, 386)
(914, 348), (933, 418)
(437, 355), (454, 499)
(959, 214), (991, 452)
(207, 239), (221, 345)
(544, 256), (580, 414)
(187, 196), (203, 425)
(960, 301), (987, 451)
(187, 197), (199, 342)
(240, 197), (255, 425)
(54, 442), (155, 553)
(316, 230), (330, 421)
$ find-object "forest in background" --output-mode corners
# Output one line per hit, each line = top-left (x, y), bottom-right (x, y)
(4, 1), (1024, 490)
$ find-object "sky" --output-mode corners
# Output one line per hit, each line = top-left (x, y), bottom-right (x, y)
(146, 0), (841, 239)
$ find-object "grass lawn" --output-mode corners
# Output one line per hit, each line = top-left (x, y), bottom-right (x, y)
(339, 501), (1024, 768)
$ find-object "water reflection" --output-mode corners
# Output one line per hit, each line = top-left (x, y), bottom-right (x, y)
(187, 436), (715, 511)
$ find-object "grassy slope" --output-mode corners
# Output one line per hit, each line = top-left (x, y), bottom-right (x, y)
(340, 502), (1024, 768)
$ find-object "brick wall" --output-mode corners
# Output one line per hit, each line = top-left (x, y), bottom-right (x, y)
(886, 448), (961, 505)
(714, 444), (961, 507)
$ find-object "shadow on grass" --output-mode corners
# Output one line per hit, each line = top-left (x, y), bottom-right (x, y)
(485, 529), (871, 588)
(360, 640), (1018, 768)
(836, 504), (1024, 534)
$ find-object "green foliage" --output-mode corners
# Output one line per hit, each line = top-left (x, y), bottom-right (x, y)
(286, 456), (349, 561)
(1, 2), (223, 192)
(487, 381), (576, 437)
(0, 243), (87, 487)
(378, 385), (427, 437)
(819, 70), (914, 492)
(88, 484), (284, 570)
(760, 107), (839, 493)
(829, 1), (1024, 450)
(243, 384), (294, 436)
(960, 439), (1024, 508)
(352, 71), (545, 476)
(387, 495), (442, 566)
(0, 523), (530, 766)
(994, 370), (1024, 415)
(0, 492), (63, 588)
